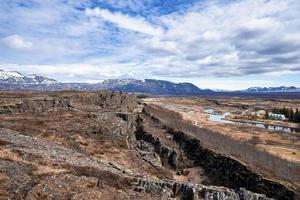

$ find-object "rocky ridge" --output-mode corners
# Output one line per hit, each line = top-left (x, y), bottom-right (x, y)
(0, 91), (294, 199)
(0, 69), (211, 95)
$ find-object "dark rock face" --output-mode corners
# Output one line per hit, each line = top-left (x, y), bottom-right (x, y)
(68, 91), (138, 111)
(0, 91), (138, 114)
(169, 129), (294, 200)
(135, 120), (179, 169)
(134, 178), (272, 200)
(0, 97), (71, 114)
(135, 113), (296, 200)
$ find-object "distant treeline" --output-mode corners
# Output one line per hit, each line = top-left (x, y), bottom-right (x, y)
(271, 107), (300, 123)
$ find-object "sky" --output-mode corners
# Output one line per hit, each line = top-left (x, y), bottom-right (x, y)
(0, 0), (300, 90)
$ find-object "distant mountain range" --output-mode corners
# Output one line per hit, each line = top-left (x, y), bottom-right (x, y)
(244, 86), (300, 93)
(96, 79), (212, 95)
(0, 69), (211, 95)
(1, 69), (299, 95)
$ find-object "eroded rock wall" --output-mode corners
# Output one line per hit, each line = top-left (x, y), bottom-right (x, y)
(68, 91), (137, 111)
(136, 111), (296, 200)
(0, 97), (70, 114)
(0, 91), (138, 114)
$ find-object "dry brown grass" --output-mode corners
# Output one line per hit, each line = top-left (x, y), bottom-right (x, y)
(143, 102), (300, 190)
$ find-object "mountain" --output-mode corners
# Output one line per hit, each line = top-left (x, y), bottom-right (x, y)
(245, 86), (299, 92)
(0, 69), (211, 95)
(2, 69), (300, 96)
(95, 79), (210, 95)
(0, 69), (57, 85)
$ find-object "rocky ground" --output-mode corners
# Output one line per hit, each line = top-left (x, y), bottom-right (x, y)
(0, 91), (297, 199)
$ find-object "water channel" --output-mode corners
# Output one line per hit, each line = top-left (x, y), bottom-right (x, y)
(204, 108), (299, 133)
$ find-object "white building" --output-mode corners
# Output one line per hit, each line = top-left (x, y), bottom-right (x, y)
(268, 113), (286, 120)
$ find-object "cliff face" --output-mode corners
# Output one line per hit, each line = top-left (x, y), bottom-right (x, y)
(0, 91), (137, 114)
(0, 97), (70, 114)
(67, 91), (138, 111)
(138, 107), (296, 200)
(169, 129), (294, 199)
(0, 91), (294, 199)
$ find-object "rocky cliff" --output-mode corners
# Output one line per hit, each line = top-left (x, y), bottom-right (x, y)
(139, 106), (296, 200)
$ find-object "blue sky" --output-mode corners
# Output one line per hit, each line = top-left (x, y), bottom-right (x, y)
(0, 0), (300, 89)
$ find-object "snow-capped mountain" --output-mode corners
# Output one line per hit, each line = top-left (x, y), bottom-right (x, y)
(0, 69), (57, 85)
(26, 74), (58, 85)
(98, 79), (143, 90)
(0, 70), (24, 82)
(95, 79), (211, 95)
(0, 69), (211, 95)
(245, 86), (299, 92)
(1, 69), (300, 96)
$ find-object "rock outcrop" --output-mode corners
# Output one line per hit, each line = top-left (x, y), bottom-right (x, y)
(134, 178), (273, 200)
(0, 91), (137, 114)
(0, 97), (71, 114)
(135, 121), (179, 169)
(139, 107), (296, 200)
(67, 91), (138, 111)
(0, 91), (295, 199)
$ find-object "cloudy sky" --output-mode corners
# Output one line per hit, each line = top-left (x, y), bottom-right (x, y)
(0, 0), (300, 89)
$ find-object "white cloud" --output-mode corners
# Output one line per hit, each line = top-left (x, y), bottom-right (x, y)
(152, 0), (300, 77)
(65, 20), (101, 37)
(101, 0), (146, 12)
(86, 7), (163, 36)
(140, 37), (180, 55)
(1, 0), (300, 89)
(2, 35), (33, 50)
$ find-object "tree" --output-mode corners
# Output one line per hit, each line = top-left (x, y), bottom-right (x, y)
(293, 109), (300, 123)
(271, 107), (300, 123)
(265, 110), (269, 119)
(288, 108), (294, 120)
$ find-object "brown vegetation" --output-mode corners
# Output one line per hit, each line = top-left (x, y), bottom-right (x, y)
(143, 104), (300, 190)
(0, 91), (295, 199)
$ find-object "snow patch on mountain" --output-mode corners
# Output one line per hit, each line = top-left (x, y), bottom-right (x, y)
(0, 69), (23, 79)
(0, 69), (57, 85)
(246, 86), (299, 92)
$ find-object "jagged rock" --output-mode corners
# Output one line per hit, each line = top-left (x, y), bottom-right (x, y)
(135, 124), (179, 169)
(134, 178), (274, 200)
(67, 91), (137, 111)
(238, 188), (272, 200)
(142, 105), (297, 200)
(0, 97), (70, 114)
(0, 91), (138, 114)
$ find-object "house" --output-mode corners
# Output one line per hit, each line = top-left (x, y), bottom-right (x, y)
(240, 110), (257, 120)
(256, 110), (266, 118)
(268, 113), (286, 121)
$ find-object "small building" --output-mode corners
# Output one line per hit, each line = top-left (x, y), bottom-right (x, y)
(240, 110), (256, 120)
(256, 110), (266, 118)
(268, 113), (286, 121)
